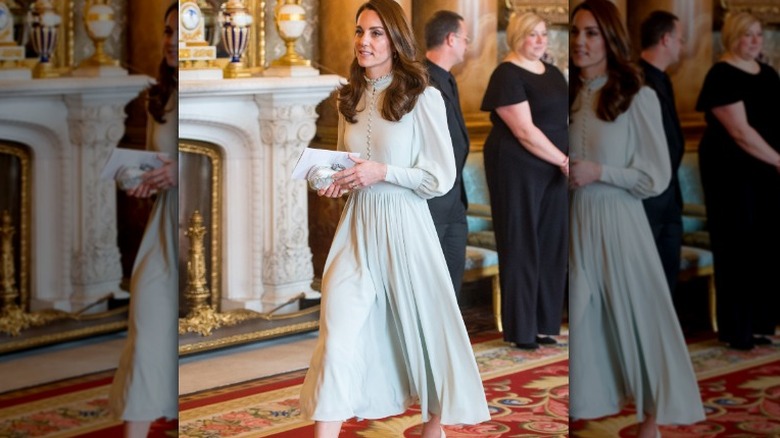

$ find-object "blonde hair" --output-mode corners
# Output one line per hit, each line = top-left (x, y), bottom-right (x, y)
(721, 11), (762, 54)
(506, 12), (546, 54)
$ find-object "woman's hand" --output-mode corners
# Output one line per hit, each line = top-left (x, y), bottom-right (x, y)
(332, 155), (387, 191)
(317, 183), (349, 198)
(559, 156), (570, 177)
(569, 159), (601, 189)
(127, 155), (177, 198)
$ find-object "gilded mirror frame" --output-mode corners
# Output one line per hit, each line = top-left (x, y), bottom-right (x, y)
(721, 0), (780, 24)
(178, 141), (223, 314)
(507, 0), (569, 25)
(0, 141), (130, 354)
(245, 0), (266, 70)
(176, 141), (320, 355)
(0, 142), (30, 312)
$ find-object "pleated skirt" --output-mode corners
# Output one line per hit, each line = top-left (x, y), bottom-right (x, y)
(300, 185), (490, 425)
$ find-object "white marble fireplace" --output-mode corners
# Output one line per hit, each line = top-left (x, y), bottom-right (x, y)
(179, 75), (341, 312)
(0, 76), (151, 312)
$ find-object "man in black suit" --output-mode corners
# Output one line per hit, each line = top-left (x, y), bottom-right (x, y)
(424, 10), (470, 304)
(639, 11), (686, 297)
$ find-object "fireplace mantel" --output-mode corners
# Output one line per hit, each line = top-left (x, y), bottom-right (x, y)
(179, 75), (342, 311)
(0, 76), (152, 312)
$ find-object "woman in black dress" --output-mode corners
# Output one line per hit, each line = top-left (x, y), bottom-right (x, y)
(696, 11), (780, 350)
(480, 11), (569, 349)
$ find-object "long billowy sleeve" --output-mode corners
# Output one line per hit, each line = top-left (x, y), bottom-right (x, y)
(384, 87), (456, 199)
(598, 86), (671, 199)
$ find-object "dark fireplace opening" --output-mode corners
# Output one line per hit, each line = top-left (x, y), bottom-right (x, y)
(0, 141), (30, 310)
(178, 140), (221, 318)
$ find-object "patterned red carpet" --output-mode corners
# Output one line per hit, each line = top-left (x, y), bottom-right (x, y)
(1, 334), (777, 437)
(0, 370), (176, 437)
(572, 336), (780, 437)
(178, 332), (569, 437)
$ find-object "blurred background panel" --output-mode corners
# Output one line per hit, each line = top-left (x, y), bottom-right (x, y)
(0, 0), (166, 387)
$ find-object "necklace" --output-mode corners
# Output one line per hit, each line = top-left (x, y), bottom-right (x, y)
(363, 72), (392, 160)
(581, 73), (607, 87)
(365, 72), (392, 85)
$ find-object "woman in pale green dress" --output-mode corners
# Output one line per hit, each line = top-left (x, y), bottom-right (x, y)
(109, 3), (179, 437)
(568, 1), (704, 437)
(299, 1), (490, 437)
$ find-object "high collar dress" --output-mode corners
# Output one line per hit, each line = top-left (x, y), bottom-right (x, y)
(568, 76), (705, 425)
(299, 75), (490, 425)
(109, 91), (178, 422)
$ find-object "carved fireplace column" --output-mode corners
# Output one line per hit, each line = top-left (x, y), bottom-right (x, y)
(63, 81), (150, 308)
(0, 76), (151, 312)
(256, 94), (322, 306)
(179, 76), (341, 312)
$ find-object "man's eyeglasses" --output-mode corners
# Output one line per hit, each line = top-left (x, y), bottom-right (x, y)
(454, 33), (472, 44)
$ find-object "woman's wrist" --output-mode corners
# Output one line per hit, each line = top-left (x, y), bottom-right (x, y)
(559, 156), (569, 168)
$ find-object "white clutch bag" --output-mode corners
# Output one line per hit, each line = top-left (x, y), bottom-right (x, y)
(306, 163), (346, 190)
(291, 148), (359, 190)
(100, 148), (169, 190)
(116, 163), (155, 191)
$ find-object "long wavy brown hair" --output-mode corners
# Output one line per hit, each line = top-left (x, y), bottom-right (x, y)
(339, 0), (428, 123)
(148, 2), (178, 124)
(569, 0), (642, 122)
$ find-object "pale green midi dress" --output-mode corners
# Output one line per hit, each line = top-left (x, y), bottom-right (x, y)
(300, 76), (490, 425)
(109, 92), (178, 422)
(569, 77), (705, 425)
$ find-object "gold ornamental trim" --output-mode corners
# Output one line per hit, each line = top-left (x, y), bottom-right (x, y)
(721, 0), (780, 23)
(0, 143), (30, 312)
(85, 12), (113, 21)
(278, 13), (305, 21)
(179, 291), (319, 337)
(176, 140), (321, 342)
(179, 319), (318, 355)
(179, 142), (222, 310)
(248, 0), (266, 70)
(507, 0), (568, 25)
(0, 320), (127, 354)
(179, 46), (218, 61)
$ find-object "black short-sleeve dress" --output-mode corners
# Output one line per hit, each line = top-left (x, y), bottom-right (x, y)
(480, 61), (569, 346)
(695, 61), (780, 348)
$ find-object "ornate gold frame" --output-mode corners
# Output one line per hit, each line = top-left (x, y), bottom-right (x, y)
(0, 142), (132, 353)
(0, 142), (30, 311)
(721, 0), (780, 24)
(179, 141), (223, 311)
(176, 140), (321, 354)
(245, 0), (266, 70)
(507, 0), (569, 25)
